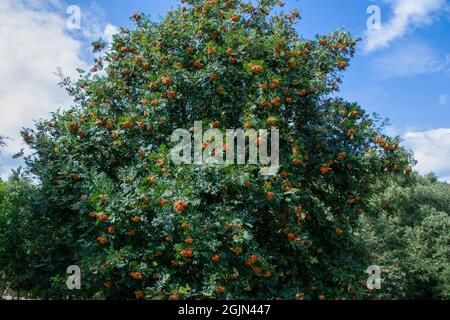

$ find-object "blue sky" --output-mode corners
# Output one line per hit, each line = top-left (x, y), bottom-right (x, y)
(0, 0), (449, 181)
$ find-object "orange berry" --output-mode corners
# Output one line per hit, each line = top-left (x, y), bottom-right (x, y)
(135, 290), (145, 299)
(296, 292), (305, 300)
(181, 249), (193, 258)
(320, 166), (329, 175)
(250, 64), (263, 73)
(154, 250), (162, 257)
(270, 96), (281, 105)
(252, 266), (262, 274)
(169, 292), (180, 300)
(167, 91), (177, 99)
(232, 247), (243, 255)
(230, 14), (239, 22)
(193, 61), (204, 69)
(266, 117), (277, 125)
(375, 136), (385, 145)
(129, 271), (143, 280)
(337, 60), (348, 69)
(337, 152), (347, 161)
(248, 254), (258, 264)
(174, 200), (188, 212)
(181, 223), (190, 231)
(107, 226), (116, 234)
(269, 79), (280, 88)
(207, 46), (216, 55)
(216, 286), (226, 293)
(97, 236), (108, 245)
(159, 198), (169, 207)
(161, 76), (171, 85)
(70, 172), (80, 181)
(122, 120), (133, 129)
(97, 213), (108, 222)
(216, 87), (225, 95)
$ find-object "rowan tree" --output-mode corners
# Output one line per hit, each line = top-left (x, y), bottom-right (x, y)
(19, 0), (412, 299)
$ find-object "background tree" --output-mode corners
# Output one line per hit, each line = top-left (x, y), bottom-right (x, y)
(0, 176), (38, 299)
(16, 0), (413, 299)
(360, 173), (450, 299)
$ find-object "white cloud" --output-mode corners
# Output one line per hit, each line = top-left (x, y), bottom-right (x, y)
(103, 23), (119, 45)
(404, 128), (450, 182)
(364, 0), (446, 52)
(0, 0), (87, 162)
(76, 2), (118, 44)
(439, 94), (449, 106)
(371, 42), (449, 78)
(0, 0), (118, 178)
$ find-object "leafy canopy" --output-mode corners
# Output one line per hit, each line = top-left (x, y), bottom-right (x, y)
(17, 0), (412, 299)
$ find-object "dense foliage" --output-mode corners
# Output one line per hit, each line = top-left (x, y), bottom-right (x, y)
(360, 173), (450, 299)
(2, 173), (448, 299)
(0, 0), (429, 300)
(0, 176), (39, 298)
